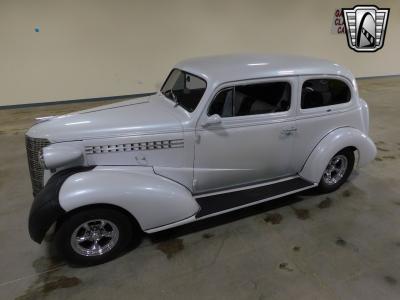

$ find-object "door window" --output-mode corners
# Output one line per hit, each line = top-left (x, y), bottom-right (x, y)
(208, 88), (233, 117)
(235, 82), (291, 116)
(208, 82), (291, 117)
(301, 79), (351, 109)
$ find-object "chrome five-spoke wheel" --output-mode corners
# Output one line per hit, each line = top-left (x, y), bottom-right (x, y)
(317, 149), (354, 193)
(56, 207), (139, 266)
(322, 154), (348, 185)
(71, 219), (120, 256)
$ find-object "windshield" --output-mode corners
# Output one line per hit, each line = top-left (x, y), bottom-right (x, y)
(161, 69), (207, 112)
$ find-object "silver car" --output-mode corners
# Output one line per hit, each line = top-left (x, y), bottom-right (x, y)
(26, 54), (377, 265)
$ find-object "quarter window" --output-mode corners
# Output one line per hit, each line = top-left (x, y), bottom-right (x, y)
(301, 79), (351, 109)
(208, 82), (291, 117)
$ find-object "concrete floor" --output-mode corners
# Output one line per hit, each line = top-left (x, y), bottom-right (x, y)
(0, 77), (399, 300)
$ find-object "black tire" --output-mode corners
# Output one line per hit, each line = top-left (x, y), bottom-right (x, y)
(55, 207), (141, 266)
(317, 149), (355, 193)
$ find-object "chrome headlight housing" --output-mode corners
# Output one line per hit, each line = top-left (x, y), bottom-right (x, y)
(40, 144), (84, 170)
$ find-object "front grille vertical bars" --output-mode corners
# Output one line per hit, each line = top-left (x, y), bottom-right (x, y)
(25, 136), (50, 196)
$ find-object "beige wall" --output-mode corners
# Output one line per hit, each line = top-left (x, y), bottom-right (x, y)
(0, 0), (399, 106)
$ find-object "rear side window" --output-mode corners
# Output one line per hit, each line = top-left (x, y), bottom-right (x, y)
(208, 82), (291, 117)
(301, 79), (351, 109)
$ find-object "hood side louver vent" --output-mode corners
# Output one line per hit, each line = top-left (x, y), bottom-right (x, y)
(85, 139), (184, 155)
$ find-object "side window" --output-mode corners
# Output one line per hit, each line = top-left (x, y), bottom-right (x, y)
(301, 79), (351, 109)
(234, 82), (291, 116)
(208, 88), (233, 117)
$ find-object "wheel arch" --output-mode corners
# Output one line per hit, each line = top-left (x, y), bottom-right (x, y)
(299, 127), (376, 183)
(57, 203), (142, 232)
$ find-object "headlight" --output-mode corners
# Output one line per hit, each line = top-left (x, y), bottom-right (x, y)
(41, 144), (84, 169)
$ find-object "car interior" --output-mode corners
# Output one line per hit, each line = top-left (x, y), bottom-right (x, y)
(208, 82), (291, 117)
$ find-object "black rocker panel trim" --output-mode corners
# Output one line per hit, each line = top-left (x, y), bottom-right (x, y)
(195, 177), (313, 218)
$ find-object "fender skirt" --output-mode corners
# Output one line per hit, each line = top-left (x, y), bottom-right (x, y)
(28, 167), (94, 243)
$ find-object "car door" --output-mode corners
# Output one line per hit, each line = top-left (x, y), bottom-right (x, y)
(291, 75), (357, 172)
(193, 77), (298, 194)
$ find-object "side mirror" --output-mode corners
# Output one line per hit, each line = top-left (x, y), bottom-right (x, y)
(202, 114), (222, 127)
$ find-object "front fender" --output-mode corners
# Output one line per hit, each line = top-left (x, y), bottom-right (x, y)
(299, 127), (377, 183)
(28, 167), (94, 243)
(59, 166), (199, 230)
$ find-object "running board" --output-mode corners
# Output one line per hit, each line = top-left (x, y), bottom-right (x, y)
(195, 177), (315, 218)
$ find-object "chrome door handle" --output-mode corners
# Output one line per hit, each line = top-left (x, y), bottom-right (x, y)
(281, 127), (297, 135)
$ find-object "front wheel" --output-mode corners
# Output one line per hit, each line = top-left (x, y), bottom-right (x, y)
(317, 149), (355, 193)
(55, 207), (140, 266)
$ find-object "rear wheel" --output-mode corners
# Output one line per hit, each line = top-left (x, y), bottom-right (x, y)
(317, 149), (355, 193)
(55, 207), (141, 266)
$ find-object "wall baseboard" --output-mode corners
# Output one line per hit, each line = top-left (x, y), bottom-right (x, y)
(356, 74), (400, 80)
(1, 73), (400, 109)
(0, 92), (155, 110)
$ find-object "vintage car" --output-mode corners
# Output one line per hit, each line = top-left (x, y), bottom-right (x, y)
(26, 54), (376, 265)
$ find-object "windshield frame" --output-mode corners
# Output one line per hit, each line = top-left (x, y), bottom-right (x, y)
(160, 68), (207, 113)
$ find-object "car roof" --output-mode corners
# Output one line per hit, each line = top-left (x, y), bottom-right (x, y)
(175, 54), (355, 87)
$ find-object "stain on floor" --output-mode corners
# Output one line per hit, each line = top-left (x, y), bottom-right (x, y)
(32, 256), (64, 273)
(278, 262), (294, 272)
(318, 197), (332, 209)
(264, 213), (283, 225)
(15, 256), (78, 300)
(202, 233), (214, 239)
(342, 190), (352, 198)
(292, 246), (301, 252)
(335, 238), (347, 247)
(156, 238), (184, 259)
(384, 275), (397, 285)
(292, 208), (310, 220)
(15, 276), (81, 300)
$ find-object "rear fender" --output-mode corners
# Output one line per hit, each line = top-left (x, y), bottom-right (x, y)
(299, 127), (377, 183)
(59, 166), (199, 230)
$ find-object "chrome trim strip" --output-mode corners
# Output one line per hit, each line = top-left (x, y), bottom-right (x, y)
(194, 175), (299, 199)
(144, 214), (198, 234)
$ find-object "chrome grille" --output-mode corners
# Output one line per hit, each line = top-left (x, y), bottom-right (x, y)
(25, 136), (50, 196)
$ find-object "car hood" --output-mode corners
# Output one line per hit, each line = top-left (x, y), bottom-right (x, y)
(26, 94), (184, 142)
